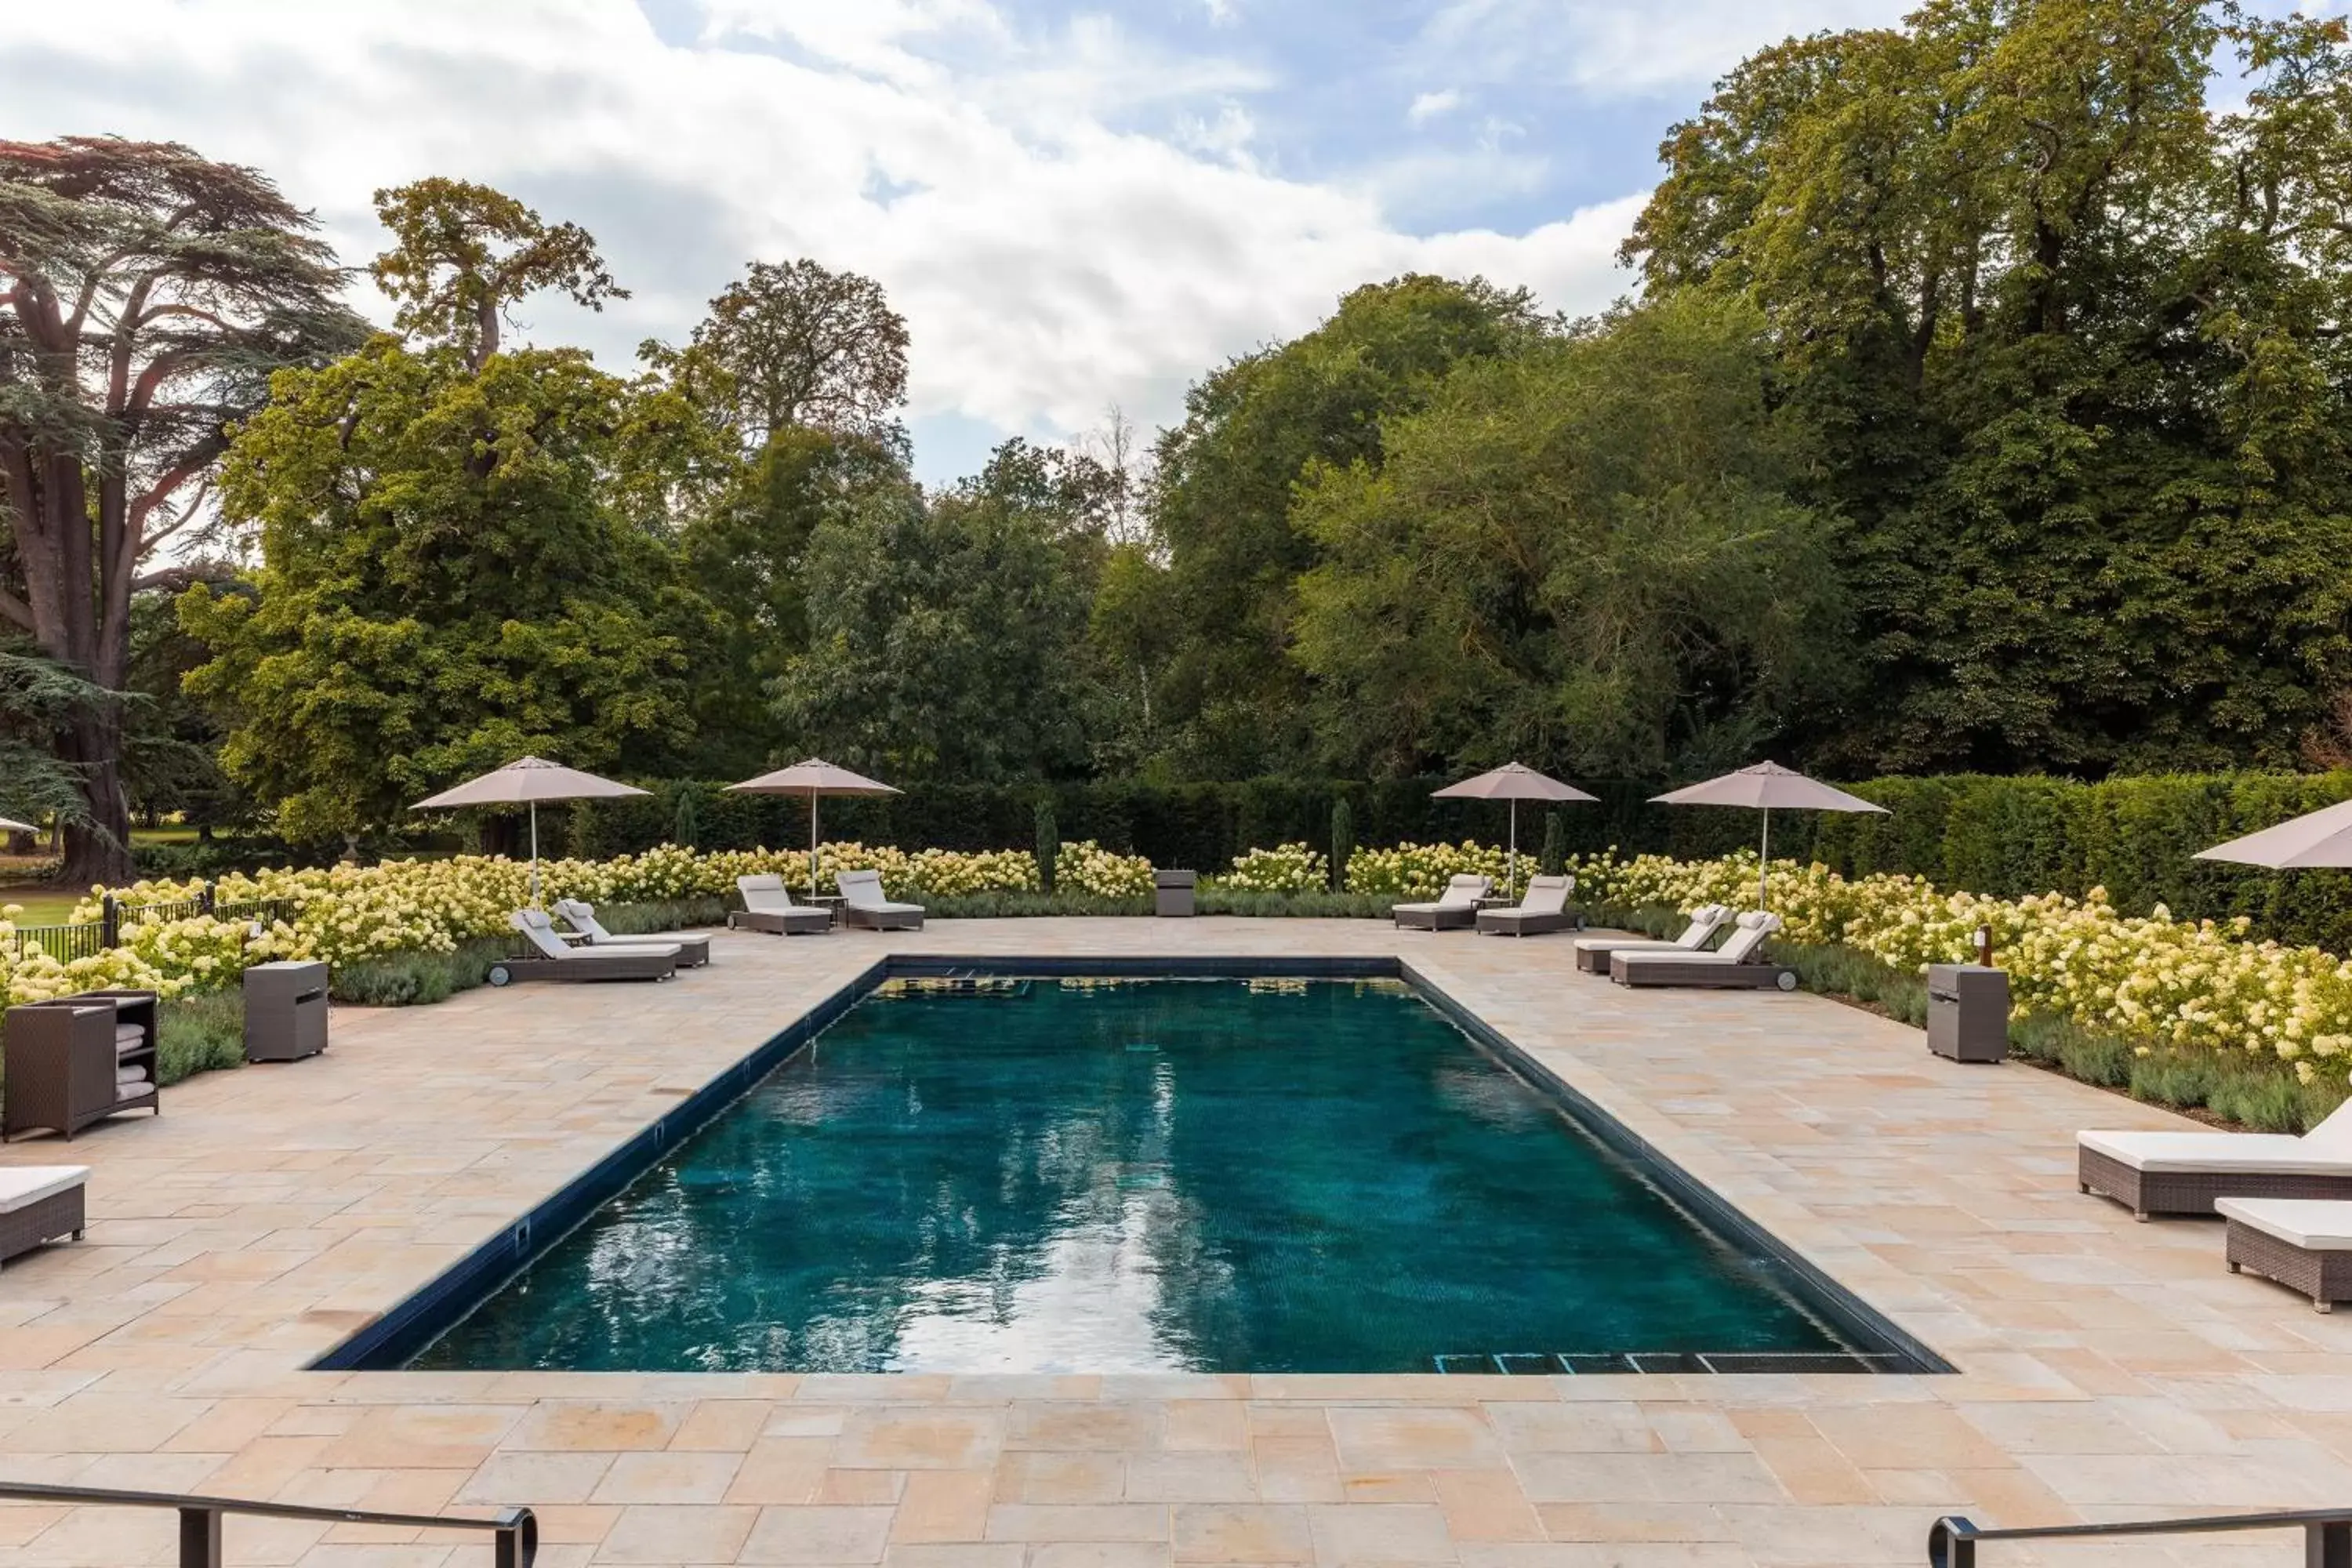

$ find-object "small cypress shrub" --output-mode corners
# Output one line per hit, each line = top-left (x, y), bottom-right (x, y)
(1330, 797), (1355, 891)
(1540, 810), (1566, 877)
(1034, 797), (1060, 892)
(672, 786), (700, 849)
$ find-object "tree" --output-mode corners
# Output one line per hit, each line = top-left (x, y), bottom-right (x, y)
(369, 177), (627, 372)
(0, 644), (122, 834)
(1624, 1), (2352, 774)
(1149, 274), (1557, 775)
(1290, 296), (1847, 778)
(772, 452), (1098, 782)
(650, 259), (908, 445)
(0, 136), (361, 882)
(180, 339), (692, 841)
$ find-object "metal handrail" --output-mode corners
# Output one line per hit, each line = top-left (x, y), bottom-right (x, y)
(0, 1480), (535, 1568)
(1930, 1506), (2352, 1566)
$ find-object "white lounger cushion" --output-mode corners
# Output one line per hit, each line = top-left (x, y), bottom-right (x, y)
(2080, 1097), (2352, 1173)
(2217, 1197), (2352, 1250)
(512, 909), (678, 960)
(1395, 876), (1493, 915)
(0, 1167), (89, 1213)
(1613, 912), (1782, 968)
(1573, 904), (1730, 955)
(837, 871), (923, 913)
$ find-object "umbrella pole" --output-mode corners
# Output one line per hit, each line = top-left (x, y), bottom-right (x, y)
(1508, 800), (1518, 901)
(529, 801), (540, 906)
(809, 793), (821, 901)
(1758, 806), (1769, 912)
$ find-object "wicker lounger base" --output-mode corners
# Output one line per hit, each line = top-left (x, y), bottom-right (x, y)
(2227, 1219), (2352, 1312)
(2078, 1145), (2352, 1219)
(1610, 956), (1797, 990)
(1574, 941), (1682, 974)
(842, 909), (924, 931)
(0, 1185), (84, 1266)
(734, 909), (833, 935)
(1393, 907), (1477, 931)
(1476, 910), (1581, 936)
(487, 950), (677, 985)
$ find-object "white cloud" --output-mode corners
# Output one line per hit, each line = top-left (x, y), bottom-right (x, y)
(1406, 89), (1463, 125)
(1421, 0), (1909, 96)
(1, 0), (1644, 470)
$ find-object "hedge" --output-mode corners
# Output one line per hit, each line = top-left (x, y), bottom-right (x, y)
(566, 770), (2352, 949)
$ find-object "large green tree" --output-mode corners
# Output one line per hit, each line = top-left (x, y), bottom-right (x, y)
(1626, 0), (2352, 774)
(1145, 274), (1557, 775)
(772, 442), (1105, 782)
(180, 339), (694, 840)
(0, 137), (361, 880)
(1290, 295), (1846, 777)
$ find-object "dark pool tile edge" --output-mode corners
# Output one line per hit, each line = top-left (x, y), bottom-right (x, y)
(1399, 958), (1955, 1377)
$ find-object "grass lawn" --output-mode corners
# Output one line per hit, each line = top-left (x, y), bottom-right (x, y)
(0, 888), (84, 924)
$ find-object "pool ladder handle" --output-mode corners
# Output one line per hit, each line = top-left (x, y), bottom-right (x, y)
(1929, 1504), (2352, 1566)
(0, 1479), (536, 1568)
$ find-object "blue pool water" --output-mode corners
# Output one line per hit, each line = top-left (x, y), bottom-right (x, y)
(408, 976), (1857, 1374)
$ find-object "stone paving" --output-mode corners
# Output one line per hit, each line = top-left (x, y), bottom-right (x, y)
(0, 916), (2347, 1566)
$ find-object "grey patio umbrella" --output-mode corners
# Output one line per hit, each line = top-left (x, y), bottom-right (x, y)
(1650, 761), (1887, 912)
(2193, 797), (2352, 869)
(725, 758), (902, 898)
(1432, 763), (1597, 899)
(0, 816), (35, 834)
(412, 757), (650, 902)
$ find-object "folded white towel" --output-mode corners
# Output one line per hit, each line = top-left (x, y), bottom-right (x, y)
(116, 1078), (150, 1101)
(114, 1024), (144, 1045)
(116, 1065), (147, 1085)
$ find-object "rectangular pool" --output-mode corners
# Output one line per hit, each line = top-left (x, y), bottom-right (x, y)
(375, 971), (1929, 1375)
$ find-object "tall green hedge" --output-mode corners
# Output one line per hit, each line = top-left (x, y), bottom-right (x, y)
(567, 770), (2352, 950)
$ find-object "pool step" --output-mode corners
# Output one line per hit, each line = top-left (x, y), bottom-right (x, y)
(1431, 1350), (1911, 1375)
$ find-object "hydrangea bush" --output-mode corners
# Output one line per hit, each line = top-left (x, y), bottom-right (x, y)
(1342, 840), (1510, 899)
(1574, 849), (2352, 1082)
(1054, 840), (1155, 898)
(1216, 843), (1329, 893)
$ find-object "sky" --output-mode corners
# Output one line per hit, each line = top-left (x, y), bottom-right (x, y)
(0, 0), (1980, 481)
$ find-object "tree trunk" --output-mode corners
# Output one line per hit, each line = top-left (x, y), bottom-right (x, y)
(56, 703), (132, 887)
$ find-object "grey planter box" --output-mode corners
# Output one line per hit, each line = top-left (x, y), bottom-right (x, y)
(1154, 869), (1197, 918)
(1927, 964), (2009, 1063)
(245, 961), (329, 1062)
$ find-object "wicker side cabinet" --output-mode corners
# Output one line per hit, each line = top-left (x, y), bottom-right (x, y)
(3, 991), (160, 1142)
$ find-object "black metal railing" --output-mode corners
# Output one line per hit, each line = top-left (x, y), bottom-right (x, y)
(1930, 1506), (2352, 1566)
(0, 1480), (534, 1567)
(5, 888), (297, 963)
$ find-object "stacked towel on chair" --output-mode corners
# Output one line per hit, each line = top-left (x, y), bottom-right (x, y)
(114, 1024), (143, 1055)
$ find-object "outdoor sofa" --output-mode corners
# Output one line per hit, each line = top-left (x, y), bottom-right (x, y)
(837, 869), (925, 930)
(488, 909), (680, 985)
(1475, 874), (1579, 936)
(1392, 874), (1492, 931)
(0, 1165), (86, 1266)
(2078, 1098), (2352, 1219)
(1609, 911), (1795, 990)
(733, 874), (833, 935)
(1573, 904), (1732, 974)
(553, 898), (710, 966)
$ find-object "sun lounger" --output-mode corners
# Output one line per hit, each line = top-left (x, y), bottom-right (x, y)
(2078, 1099), (2352, 1219)
(488, 910), (680, 985)
(1610, 912), (1795, 989)
(0, 1165), (86, 1266)
(1573, 904), (1732, 974)
(1475, 874), (1580, 936)
(732, 874), (833, 935)
(1393, 874), (1493, 931)
(552, 898), (711, 966)
(2220, 1198), (2352, 1312)
(837, 869), (924, 931)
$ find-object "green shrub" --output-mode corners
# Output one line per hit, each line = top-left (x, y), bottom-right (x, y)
(1197, 887), (1389, 919)
(1033, 798), (1060, 892)
(1330, 798), (1355, 891)
(156, 991), (245, 1085)
(332, 936), (508, 1006)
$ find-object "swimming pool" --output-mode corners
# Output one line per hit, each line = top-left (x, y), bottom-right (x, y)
(365, 967), (1932, 1375)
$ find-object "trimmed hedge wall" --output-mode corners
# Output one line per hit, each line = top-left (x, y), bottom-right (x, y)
(566, 770), (2352, 950)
